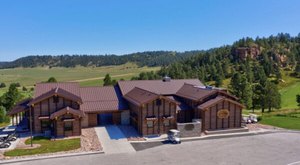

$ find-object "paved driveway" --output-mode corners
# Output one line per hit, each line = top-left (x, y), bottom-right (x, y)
(4, 131), (300, 165)
(94, 125), (136, 154)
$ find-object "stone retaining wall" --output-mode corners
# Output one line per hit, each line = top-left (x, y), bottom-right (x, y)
(177, 120), (201, 137)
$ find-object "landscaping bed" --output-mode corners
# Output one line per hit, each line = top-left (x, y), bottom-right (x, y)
(1, 128), (102, 160)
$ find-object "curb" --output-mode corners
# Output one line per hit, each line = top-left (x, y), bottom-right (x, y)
(0, 150), (105, 164)
(130, 130), (277, 143)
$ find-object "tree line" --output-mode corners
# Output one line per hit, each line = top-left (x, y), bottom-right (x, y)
(0, 51), (201, 68)
(132, 33), (300, 112)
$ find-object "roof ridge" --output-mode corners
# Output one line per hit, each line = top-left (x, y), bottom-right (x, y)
(132, 86), (160, 95)
(36, 82), (80, 85)
(119, 79), (200, 83)
(80, 86), (114, 89)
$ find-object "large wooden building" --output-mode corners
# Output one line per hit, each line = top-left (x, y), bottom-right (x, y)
(9, 78), (244, 137)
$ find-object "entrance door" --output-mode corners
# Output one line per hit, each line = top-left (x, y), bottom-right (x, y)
(98, 113), (113, 125)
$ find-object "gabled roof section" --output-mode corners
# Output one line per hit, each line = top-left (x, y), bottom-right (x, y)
(29, 87), (82, 105)
(176, 83), (217, 101)
(50, 106), (84, 119)
(34, 82), (81, 98)
(123, 87), (159, 106)
(124, 87), (179, 106)
(118, 79), (203, 95)
(198, 96), (244, 110)
(176, 83), (238, 102)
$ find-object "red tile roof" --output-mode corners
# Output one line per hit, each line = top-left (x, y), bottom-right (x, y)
(118, 79), (203, 95)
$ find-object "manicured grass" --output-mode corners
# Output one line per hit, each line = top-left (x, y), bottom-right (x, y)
(279, 80), (300, 109)
(258, 109), (300, 130)
(260, 116), (300, 130)
(4, 136), (81, 157)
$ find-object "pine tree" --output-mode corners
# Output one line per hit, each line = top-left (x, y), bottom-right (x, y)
(103, 74), (112, 86)
(296, 94), (300, 107)
(215, 75), (223, 87)
(0, 106), (7, 123)
(1, 83), (22, 111)
(229, 72), (242, 98)
(47, 77), (57, 83)
(252, 83), (264, 112)
(294, 62), (300, 77)
(263, 81), (281, 112)
(240, 75), (253, 109)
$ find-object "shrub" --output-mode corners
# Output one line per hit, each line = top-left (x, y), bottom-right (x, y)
(257, 116), (262, 122)
(22, 86), (27, 91)
(0, 82), (6, 88)
(0, 106), (7, 123)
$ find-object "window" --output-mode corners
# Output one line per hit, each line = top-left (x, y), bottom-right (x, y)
(163, 119), (170, 127)
(53, 96), (59, 103)
(156, 99), (162, 106)
(147, 120), (154, 128)
(64, 122), (73, 131)
(41, 120), (51, 131)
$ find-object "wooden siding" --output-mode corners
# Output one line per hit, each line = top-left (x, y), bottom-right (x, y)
(32, 95), (81, 134)
(55, 115), (81, 137)
(88, 114), (98, 127)
(202, 100), (242, 131)
(129, 98), (177, 136)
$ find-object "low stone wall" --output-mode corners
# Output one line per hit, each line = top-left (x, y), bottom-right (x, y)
(177, 120), (201, 137)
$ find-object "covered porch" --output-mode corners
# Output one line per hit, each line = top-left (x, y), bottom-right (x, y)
(7, 99), (32, 131)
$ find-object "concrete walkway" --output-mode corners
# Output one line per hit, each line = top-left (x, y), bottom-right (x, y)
(94, 125), (136, 154)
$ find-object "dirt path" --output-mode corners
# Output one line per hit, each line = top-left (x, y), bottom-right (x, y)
(71, 73), (135, 82)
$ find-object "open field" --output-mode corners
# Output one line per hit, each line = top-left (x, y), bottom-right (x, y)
(0, 63), (160, 95)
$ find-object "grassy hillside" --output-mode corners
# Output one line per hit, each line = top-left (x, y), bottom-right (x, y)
(279, 81), (300, 109)
(0, 63), (160, 96)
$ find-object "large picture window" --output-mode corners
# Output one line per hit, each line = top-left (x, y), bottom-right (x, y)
(64, 122), (73, 131)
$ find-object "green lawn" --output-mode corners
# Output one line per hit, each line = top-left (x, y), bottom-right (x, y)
(279, 81), (300, 109)
(260, 116), (300, 130)
(258, 110), (300, 130)
(4, 136), (81, 157)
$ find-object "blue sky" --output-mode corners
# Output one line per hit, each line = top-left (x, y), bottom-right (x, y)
(0, 0), (300, 61)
